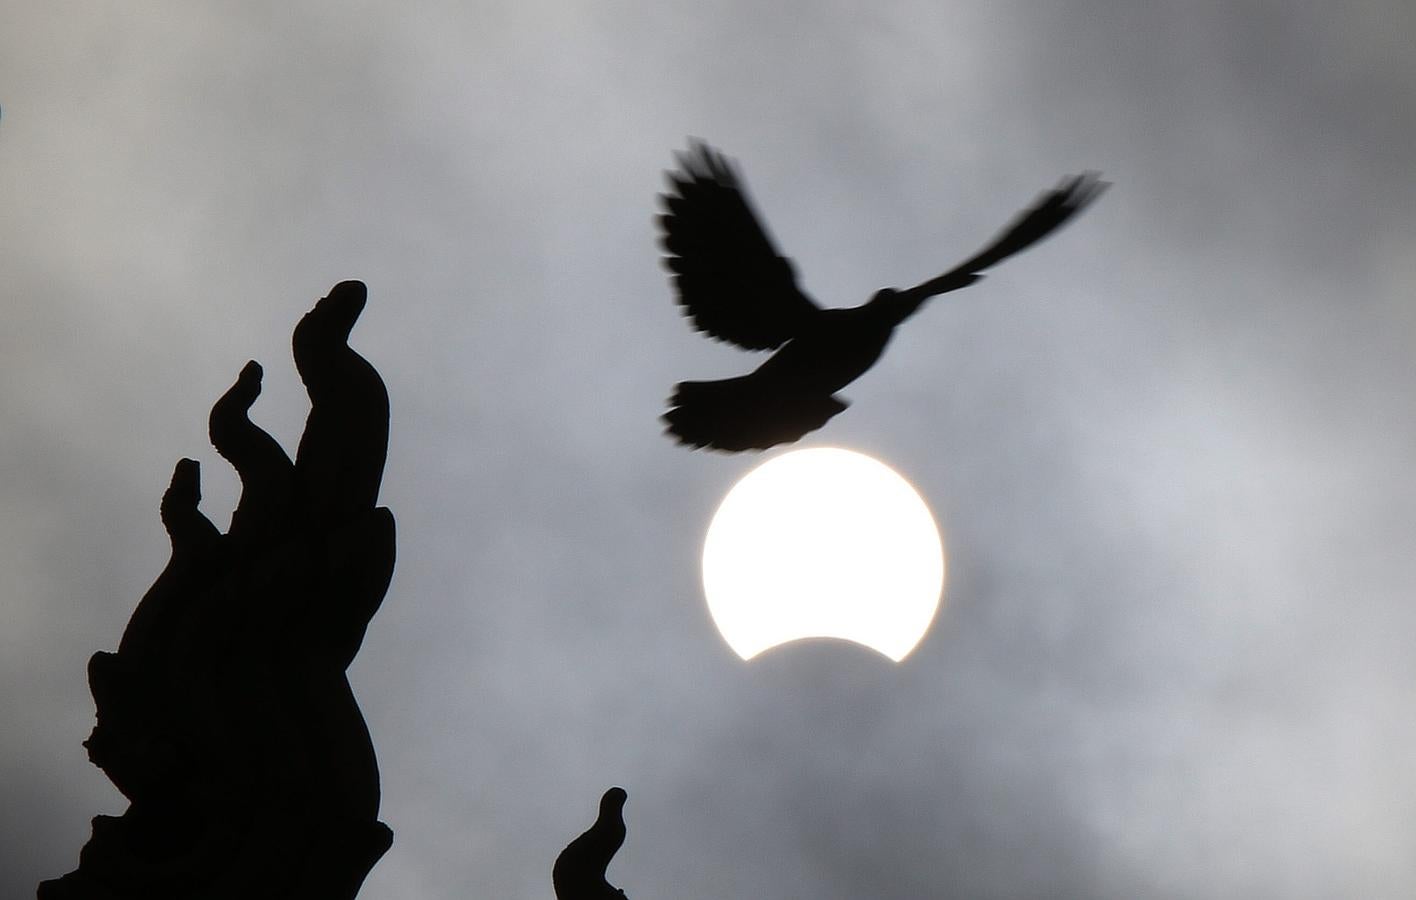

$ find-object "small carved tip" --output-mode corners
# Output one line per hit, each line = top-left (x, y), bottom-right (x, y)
(171, 458), (201, 489)
(329, 279), (368, 298)
(321, 280), (368, 323)
(327, 281), (368, 302)
(160, 459), (203, 529)
(297, 280), (368, 354)
(601, 787), (627, 809)
(220, 360), (263, 407)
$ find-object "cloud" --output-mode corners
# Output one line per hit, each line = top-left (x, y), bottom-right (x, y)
(2, 2), (1413, 897)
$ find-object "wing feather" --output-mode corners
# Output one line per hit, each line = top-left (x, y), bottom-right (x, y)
(954, 172), (1109, 274)
(658, 141), (820, 350)
(924, 173), (1109, 292)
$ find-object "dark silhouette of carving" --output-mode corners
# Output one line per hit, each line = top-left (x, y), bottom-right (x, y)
(39, 281), (395, 899)
(554, 788), (629, 900)
(659, 141), (1108, 450)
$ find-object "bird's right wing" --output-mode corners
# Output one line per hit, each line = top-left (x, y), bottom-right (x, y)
(659, 141), (821, 351)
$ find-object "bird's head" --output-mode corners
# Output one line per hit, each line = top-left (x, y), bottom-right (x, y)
(866, 287), (916, 325)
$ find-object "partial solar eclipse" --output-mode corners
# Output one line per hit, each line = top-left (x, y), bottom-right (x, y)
(702, 448), (945, 661)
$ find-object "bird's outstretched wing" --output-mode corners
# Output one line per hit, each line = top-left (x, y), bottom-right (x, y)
(904, 172), (1109, 301)
(659, 141), (821, 351)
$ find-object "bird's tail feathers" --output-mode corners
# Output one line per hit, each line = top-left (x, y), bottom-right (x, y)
(663, 376), (848, 451)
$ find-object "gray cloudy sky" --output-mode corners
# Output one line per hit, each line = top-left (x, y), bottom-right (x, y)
(2, 1), (1414, 897)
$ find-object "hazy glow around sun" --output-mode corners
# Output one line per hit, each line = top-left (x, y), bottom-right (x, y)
(702, 448), (945, 662)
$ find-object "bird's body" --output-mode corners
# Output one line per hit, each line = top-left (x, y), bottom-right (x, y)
(658, 141), (1106, 451)
(748, 304), (893, 394)
(665, 299), (903, 450)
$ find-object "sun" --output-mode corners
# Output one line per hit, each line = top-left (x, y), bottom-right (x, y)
(701, 447), (945, 662)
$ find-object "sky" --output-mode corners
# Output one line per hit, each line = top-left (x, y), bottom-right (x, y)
(1, 1), (1414, 897)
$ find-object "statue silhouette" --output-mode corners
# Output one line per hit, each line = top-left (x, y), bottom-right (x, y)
(659, 141), (1108, 450)
(554, 788), (629, 900)
(39, 281), (395, 899)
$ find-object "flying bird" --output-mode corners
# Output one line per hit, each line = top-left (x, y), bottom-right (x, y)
(658, 141), (1108, 451)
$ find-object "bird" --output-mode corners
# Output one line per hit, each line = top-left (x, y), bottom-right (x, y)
(658, 141), (1108, 451)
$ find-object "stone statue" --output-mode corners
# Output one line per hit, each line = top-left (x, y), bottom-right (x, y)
(554, 788), (629, 900)
(40, 281), (395, 899)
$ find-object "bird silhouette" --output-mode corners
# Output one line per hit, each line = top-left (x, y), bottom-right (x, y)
(658, 141), (1108, 451)
(553, 787), (630, 900)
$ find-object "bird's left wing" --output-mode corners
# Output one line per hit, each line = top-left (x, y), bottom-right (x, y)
(659, 141), (821, 351)
(902, 172), (1109, 301)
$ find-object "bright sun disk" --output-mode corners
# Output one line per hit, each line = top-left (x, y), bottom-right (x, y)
(702, 447), (945, 662)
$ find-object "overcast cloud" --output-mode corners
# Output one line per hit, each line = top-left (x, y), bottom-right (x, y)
(2, 2), (1414, 897)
